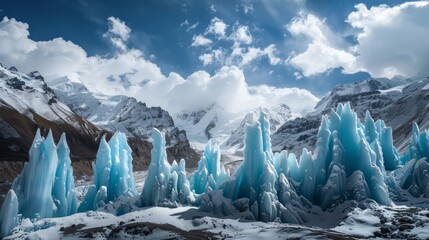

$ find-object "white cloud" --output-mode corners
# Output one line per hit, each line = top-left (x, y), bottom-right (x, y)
(288, 2), (429, 79)
(347, 2), (429, 78)
(242, 3), (254, 14)
(191, 34), (212, 47)
(210, 4), (216, 13)
(0, 16), (319, 116)
(228, 44), (281, 67)
(230, 25), (252, 45)
(199, 53), (213, 66)
(287, 13), (357, 77)
(206, 17), (228, 38)
(103, 16), (131, 51)
(0, 17), (87, 76)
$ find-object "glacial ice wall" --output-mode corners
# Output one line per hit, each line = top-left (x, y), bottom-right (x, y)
(79, 132), (136, 212)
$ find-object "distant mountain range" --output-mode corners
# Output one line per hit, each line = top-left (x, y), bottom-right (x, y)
(272, 76), (429, 155)
(0, 65), (199, 182)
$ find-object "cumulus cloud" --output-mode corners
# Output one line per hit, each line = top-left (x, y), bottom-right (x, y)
(288, 2), (429, 79)
(191, 34), (212, 47)
(0, 16), (319, 116)
(103, 16), (131, 51)
(205, 17), (228, 38)
(229, 44), (282, 67)
(0, 17), (87, 76)
(287, 13), (357, 77)
(230, 25), (252, 45)
(347, 2), (429, 78)
(196, 17), (281, 68)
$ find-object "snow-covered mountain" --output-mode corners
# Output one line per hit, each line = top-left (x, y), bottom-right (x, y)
(48, 74), (189, 148)
(175, 103), (243, 149)
(222, 104), (295, 153)
(0, 65), (102, 179)
(175, 102), (297, 152)
(272, 76), (429, 155)
(0, 65), (199, 183)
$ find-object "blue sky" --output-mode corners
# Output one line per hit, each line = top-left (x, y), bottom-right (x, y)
(1, 0), (428, 114)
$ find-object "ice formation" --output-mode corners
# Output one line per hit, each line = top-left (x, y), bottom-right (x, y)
(394, 122), (429, 197)
(285, 103), (395, 209)
(52, 133), (77, 217)
(0, 130), (78, 237)
(79, 132), (136, 211)
(0, 190), (19, 238)
(140, 129), (194, 207)
(190, 140), (229, 194)
(219, 112), (308, 223)
(12, 130), (58, 219)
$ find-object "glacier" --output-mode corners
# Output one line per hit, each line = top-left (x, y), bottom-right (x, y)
(0, 190), (19, 238)
(52, 133), (77, 217)
(190, 139), (229, 194)
(394, 122), (429, 197)
(79, 132), (136, 212)
(0, 130), (78, 237)
(6, 102), (429, 238)
(140, 128), (194, 207)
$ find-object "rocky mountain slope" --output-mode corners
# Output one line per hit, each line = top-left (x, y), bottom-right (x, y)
(48, 74), (189, 148)
(272, 77), (429, 155)
(0, 65), (199, 182)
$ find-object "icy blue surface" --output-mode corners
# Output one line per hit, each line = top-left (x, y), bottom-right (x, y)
(220, 112), (307, 223)
(291, 103), (393, 209)
(78, 132), (136, 212)
(190, 140), (229, 194)
(0, 190), (19, 238)
(394, 122), (429, 197)
(140, 129), (194, 207)
(12, 130), (58, 219)
(52, 133), (77, 217)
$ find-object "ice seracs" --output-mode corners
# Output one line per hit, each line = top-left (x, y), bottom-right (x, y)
(140, 128), (194, 207)
(53, 133), (77, 217)
(0, 190), (19, 238)
(12, 130), (58, 219)
(394, 122), (429, 197)
(217, 112), (308, 223)
(190, 140), (229, 194)
(79, 132), (136, 211)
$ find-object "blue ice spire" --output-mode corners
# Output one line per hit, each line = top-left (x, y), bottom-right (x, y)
(52, 133), (77, 217)
(78, 132), (136, 212)
(12, 129), (58, 219)
(140, 128), (172, 206)
(0, 190), (19, 238)
(190, 140), (229, 194)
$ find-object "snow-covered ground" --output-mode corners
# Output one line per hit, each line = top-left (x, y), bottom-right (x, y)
(6, 196), (429, 239)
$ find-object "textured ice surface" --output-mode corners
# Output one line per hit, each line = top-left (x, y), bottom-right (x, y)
(190, 140), (229, 194)
(218, 112), (308, 223)
(291, 103), (393, 209)
(79, 132), (136, 211)
(140, 128), (193, 207)
(0, 190), (19, 238)
(12, 130), (58, 219)
(52, 133), (77, 217)
(394, 122), (429, 197)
